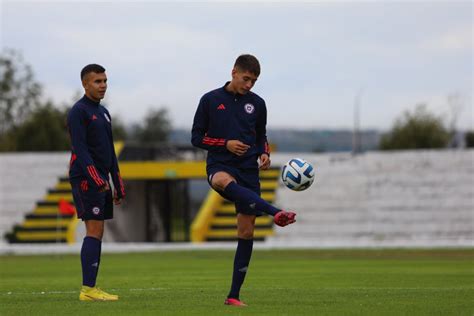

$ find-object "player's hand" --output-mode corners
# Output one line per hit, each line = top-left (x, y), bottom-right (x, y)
(113, 196), (123, 205)
(226, 140), (250, 156)
(259, 153), (271, 170)
(98, 182), (110, 192)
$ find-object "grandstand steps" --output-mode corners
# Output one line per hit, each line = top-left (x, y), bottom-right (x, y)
(22, 219), (71, 228)
(267, 151), (474, 245)
(4, 176), (77, 244)
(288, 210), (474, 221)
(55, 182), (72, 190)
(34, 205), (66, 215)
(211, 217), (273, 226)
(3, 150), (471, 246)
(6, 231), (68, 243)
(271, 230), (473, 239)
(195, 167), (281, 242)
(0, 153), (71, 241)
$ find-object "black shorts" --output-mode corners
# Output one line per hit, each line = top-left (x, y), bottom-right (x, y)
(71, 179), (113, 221)
(207, 163), (263, 216)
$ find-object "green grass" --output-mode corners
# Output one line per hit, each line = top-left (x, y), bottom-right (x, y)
(0, 249), (473, 315)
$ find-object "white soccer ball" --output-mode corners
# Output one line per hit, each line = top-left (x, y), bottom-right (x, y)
(281, 158), (315, 191)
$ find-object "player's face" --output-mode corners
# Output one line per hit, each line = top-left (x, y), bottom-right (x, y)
(82, 72), (107, 102)
(231, 69), (258, 95)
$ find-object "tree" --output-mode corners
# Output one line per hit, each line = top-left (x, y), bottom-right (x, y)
(380, 104), (450, 150)
(14, 102), (70, 151)
(131, 108), (171, 143)
(0, 50), (85, 151)
(111, 115), (127, 141)
(0, 49), (42, 136)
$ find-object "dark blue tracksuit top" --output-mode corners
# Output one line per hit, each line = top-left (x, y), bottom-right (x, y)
(191, 82), (270, 169)
(67, 95), (125, 197)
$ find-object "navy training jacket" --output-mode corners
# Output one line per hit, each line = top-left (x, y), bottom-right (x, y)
(67, 95), (125, 198)
(191, 82), (270, 169)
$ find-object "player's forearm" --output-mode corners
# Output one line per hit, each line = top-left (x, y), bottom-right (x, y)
(111, 171), (125, 198)
(256, 138), (270, 156)
(73, 143), (107, 187)
(191, 131), (227, 152)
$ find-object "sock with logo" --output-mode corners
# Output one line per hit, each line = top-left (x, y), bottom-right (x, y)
(228, 238), (254, 299)
(223, 181), (279, 216)
(81, 236), (102, 287)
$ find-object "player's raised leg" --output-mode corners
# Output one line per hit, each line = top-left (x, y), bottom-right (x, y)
(212, 171), (296, 227)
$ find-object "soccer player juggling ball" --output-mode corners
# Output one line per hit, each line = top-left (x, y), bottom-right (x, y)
(67, 64), (125, 301)
(191, 54), (296, 307)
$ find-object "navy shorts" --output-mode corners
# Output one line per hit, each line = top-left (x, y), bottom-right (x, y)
(207, 163), (263, 216)
(71, 179), (113, 221)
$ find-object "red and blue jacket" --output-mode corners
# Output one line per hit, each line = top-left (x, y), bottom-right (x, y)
(191, 82), (270, 169)
(67, 95), (125, 198)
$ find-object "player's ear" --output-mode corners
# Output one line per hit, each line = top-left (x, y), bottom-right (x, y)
(231, 67), (238, 78)
(81, 73), (88, 89)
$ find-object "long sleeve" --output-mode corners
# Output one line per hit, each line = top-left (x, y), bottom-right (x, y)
(191, 96), (227, 152)
(67, 107), (107, 188)
(256, 101), (270, 156)
(109, 131), (125, 199)
(110, 151), (125, 198)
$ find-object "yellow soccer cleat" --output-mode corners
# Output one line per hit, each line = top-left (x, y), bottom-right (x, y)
(79, 286), (119, 301)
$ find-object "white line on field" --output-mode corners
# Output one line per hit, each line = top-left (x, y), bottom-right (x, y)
(1, 287), (169, 296)
(1, 287), (472, 296)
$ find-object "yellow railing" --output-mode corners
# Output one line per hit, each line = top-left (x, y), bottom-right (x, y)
(66, 217), (80, 244)
(190, 190), (222, 242)
(114, 141), (125, 156)
(119, 161), (206, 179)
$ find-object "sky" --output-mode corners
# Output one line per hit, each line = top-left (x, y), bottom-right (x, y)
(1, 0), (472, 131)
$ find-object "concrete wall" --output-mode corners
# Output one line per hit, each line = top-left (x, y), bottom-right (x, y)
(0, 153), (70, 241)
(0, 153), (165, 243)
(103, 181), (166, 242)
(269, 150), (474, 247)
(1, 150), (472, 247)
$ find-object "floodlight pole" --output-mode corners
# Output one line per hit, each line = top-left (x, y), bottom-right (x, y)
(352, 88), (363, 155)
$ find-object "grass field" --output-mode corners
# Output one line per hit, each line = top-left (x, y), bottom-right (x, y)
(0, 248), (473, 315)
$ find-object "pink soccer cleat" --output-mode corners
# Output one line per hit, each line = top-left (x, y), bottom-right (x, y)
(274, 210), (296, 227)
(224, 298), (248, 307)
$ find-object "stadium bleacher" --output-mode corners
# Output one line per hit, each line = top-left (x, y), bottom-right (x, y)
(1, 149), (472, 248)
(269, 150), (474, 247)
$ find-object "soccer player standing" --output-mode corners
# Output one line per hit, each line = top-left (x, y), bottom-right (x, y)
(67, 64), (125, 301)
(191, 54), (296, 306)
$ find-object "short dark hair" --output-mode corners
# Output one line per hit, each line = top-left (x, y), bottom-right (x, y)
(234, 54), (260, 77)
(80, 64), (105, 81)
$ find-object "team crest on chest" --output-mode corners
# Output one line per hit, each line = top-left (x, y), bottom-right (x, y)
(103, 113), (111, 123)
(244, 103), (255, 114)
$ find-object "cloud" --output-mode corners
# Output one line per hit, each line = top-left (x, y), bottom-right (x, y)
(420, 23), (472, 55)
(2, 1), (472, 130)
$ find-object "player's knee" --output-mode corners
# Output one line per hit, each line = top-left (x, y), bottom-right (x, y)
(85, 221), (104, 240)
(211, 172), (235, 192)
(86, 230), (103, 240)
(238, 227), (254, 239)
